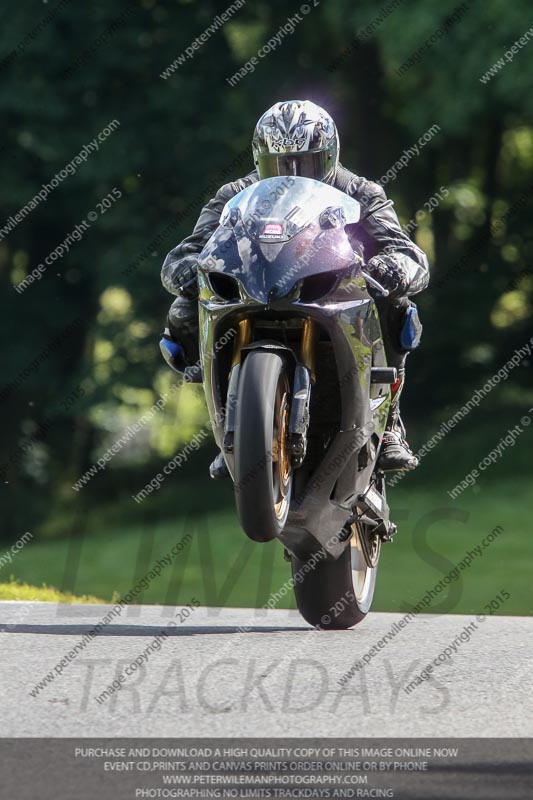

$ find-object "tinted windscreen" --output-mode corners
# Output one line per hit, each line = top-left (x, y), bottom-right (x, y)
(220, 175), (361, 240)
(200, 176), (364, 304)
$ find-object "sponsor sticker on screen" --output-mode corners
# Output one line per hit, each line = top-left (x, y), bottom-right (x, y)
(262, 223), (284, 237)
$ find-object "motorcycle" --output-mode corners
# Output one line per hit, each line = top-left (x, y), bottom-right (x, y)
(162, 176), (398, 629)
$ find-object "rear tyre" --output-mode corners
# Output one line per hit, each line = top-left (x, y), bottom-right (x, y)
(291, 521), (381, 629)
(234, 351), (293, 542)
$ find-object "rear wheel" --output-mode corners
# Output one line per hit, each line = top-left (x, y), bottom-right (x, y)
(234, 351), (293, 542)
(291, 520), (381, 629)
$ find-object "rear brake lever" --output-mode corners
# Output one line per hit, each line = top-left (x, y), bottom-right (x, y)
(361, 270), (389, 297)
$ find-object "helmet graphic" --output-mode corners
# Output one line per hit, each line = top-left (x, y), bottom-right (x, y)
(252, 100), (339, 182)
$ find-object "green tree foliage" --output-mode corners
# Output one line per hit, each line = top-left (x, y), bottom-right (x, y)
(0, 0), (531, 538)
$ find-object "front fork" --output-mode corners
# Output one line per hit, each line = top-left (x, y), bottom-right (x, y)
(300, 317), (319, 382)
(222, 320), (252, 454)
(231, 319), (252, 367)
(289, 317), (317, 466)
(222, 316), (317, 467)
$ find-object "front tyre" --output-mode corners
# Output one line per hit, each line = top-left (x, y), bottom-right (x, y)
(234, 351), (293, 542)
(291, 521), (381, 629)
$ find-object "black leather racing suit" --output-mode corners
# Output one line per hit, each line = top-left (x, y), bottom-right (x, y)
(161, 164), (429, 393)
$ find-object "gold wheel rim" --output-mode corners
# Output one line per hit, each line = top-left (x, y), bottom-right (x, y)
(272, 376), (291, 520)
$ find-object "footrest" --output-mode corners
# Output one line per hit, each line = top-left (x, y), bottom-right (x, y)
(370, 367), (398, 384)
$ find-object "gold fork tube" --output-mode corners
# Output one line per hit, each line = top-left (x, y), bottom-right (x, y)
(301, 318), (318, 382)
(231, 318), (252, 368)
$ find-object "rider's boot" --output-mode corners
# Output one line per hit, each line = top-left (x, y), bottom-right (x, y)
(167, 296), (200, 364)
(209, 452), (230, 480)
(166, 296), (229, 479)
(162, 296), (202, 382)
(376, 367), (418, 471)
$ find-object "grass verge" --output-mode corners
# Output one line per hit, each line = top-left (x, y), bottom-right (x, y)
(0, 578), (104, 604)
(3, 477), (532, 616)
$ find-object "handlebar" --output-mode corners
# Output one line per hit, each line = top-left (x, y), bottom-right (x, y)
(361, 270), (390, 297)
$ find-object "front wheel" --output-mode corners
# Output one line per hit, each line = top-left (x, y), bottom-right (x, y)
(234, 351), (293, 542)
(291, 521), (381, 629)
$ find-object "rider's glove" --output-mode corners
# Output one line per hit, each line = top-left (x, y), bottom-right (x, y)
(168, 256), (199, 299)
(366, 255), (409, 299)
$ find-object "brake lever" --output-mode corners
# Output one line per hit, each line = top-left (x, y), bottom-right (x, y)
(361, 270), (389, 297)
(177, 276), (198, 295)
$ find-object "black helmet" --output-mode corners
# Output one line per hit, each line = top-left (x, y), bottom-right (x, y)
(252, 100), (339, 183)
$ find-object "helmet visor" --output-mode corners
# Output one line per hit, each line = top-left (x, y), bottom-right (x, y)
(256, 148), (332, 181)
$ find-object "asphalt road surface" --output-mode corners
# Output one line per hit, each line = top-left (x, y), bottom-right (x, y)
(1, 601), (532, 737)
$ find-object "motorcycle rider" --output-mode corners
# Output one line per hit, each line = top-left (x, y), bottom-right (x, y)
(161, 100), (429, 475)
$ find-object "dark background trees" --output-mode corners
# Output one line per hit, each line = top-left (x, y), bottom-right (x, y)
(1, 0), (531, 566)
